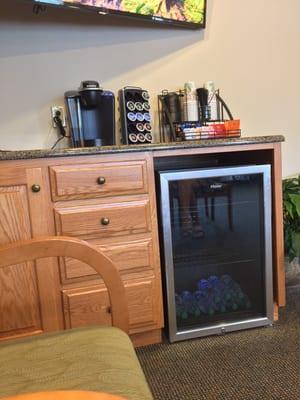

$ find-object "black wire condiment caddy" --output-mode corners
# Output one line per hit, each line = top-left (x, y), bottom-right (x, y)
(158, 88), (241, 143)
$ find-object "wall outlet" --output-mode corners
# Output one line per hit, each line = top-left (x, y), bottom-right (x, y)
(51, 106), (66, 128)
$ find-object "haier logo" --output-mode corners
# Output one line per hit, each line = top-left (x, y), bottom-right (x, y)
(210, 183), (223, 190)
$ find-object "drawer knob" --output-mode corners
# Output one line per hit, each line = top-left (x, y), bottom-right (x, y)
(31, 184), (41, 193)
(97, 177), (106, 185)
(101, 217), (110, 226)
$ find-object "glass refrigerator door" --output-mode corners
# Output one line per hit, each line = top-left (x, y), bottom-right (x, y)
(159, 165), (273, 342)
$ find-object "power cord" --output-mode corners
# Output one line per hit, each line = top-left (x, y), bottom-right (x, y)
(51, 110), (69, 150)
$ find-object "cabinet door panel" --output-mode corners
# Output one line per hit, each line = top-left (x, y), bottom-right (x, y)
(55, 199), (151, 238)
(0, 186), (41, 337)
(63, 287), (111, 329)
(60, 238), (153, 282)
(126, 280), (157, 329)
(62, 279), (159, 333)
(50, 160), (148, 200)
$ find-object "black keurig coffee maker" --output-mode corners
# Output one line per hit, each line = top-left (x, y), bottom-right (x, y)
(65, 81), (115, 147)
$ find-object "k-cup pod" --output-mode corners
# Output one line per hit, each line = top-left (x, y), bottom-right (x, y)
(145, 133), (152, 142)
(136, 122), (145, 132)
(136, 112), (144, 122)
(144, 113), (151, 122)
(144, 123), (152, 131)
(135, 102), (143, 111)
(127, 112), (137, 122)
(143, 102), (150, 111)
(142, 91), (150, 101)
(126, 101), (135, 111)
(128, 133), (138, 143)
(137, 133), (146, 143)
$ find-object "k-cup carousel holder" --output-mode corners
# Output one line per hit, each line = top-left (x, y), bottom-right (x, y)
(119, 86), (153, 145)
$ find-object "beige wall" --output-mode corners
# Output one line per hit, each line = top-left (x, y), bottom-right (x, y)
(0, 0), (299, 177)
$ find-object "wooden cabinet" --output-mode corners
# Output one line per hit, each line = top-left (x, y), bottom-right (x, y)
(0, 140), (286, 345)
(0, 153), (163, 346)
(51, 153), (163, 346)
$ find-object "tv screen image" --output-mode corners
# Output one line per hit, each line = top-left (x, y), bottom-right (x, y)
(32, 0), (206, 28)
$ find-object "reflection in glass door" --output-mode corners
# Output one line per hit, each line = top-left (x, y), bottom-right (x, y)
(158, 165), (273, 342)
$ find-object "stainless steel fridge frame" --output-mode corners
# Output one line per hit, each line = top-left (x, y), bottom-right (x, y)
(159, 164), (273, 342)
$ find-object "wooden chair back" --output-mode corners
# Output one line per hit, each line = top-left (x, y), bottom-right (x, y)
(0, 236), (129, 333)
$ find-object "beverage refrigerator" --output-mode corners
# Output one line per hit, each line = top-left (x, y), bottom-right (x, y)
(157, 165), (273, 342)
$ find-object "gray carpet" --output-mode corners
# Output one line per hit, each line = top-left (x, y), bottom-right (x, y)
(137, 291), (300, 400)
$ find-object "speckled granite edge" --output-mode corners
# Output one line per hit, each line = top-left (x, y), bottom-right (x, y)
(0, 135), (285, 161)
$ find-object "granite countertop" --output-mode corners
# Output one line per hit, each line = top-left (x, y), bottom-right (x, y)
(0, 135), (285, 161)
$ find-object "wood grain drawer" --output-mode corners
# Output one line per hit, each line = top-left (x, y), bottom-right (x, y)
(50, 160), (148, 200)
(55, 198), (151, 238)
(62, 278), (160, 333)
(60, 238), (153, 283)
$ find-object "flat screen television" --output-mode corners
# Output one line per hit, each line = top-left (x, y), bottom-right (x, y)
(29, 0), (206, 29)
